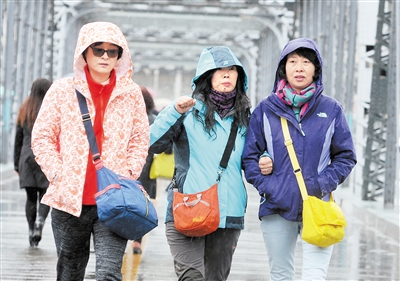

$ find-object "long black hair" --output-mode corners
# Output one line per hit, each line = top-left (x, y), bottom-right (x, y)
(191, 66), (251, 136)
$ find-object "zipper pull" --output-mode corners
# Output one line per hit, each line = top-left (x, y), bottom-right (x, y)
(299, 123), (306, 136)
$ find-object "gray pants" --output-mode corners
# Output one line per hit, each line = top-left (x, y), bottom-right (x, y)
(165, 222), (241, 281)
(261, 214), (333, 281)
(51, 206), (127, 281)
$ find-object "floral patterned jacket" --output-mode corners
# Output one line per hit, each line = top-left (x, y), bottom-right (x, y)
(31, 22), (149, 217)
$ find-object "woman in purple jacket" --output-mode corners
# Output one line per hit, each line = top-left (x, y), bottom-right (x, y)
(242, 38), (357, 280)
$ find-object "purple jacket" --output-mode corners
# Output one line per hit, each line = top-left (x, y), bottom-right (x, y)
(242, 38), (357, 222)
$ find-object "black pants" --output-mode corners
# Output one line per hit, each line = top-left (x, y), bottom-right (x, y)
(25, 187), (50, 230)
(51, 206), (127, 281)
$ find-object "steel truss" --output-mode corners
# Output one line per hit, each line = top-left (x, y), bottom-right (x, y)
(362, 0), (397, 207)
(0, 0), (54, 163)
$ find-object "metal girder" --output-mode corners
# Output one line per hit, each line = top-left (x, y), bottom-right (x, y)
(51, 0), (292, 108)
(362, 0), (397, 208)
(54, 0), (292, 77)
(0, 0), (54, 164)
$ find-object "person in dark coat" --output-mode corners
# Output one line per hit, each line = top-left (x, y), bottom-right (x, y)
(242, 38), (357, 280)
(14, 78), (52, 247)
(138, 86), (158, 200)
(133, 86), (158, 254)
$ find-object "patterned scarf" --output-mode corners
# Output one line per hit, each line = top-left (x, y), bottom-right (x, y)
(276, 79), (316, 121)
(209, 88), (236, 118)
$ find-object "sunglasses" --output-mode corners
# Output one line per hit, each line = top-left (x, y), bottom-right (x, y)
(90, 46), (119, 58)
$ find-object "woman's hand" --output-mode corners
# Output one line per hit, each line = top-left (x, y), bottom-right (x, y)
(259, 156), (273, 175)
(175, 96), (196, 114)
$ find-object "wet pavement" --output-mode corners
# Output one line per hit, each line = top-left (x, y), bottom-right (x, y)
(1, 165), (399, 280)
(1, 166), (97, 281)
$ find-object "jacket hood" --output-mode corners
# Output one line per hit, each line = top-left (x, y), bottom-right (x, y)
(73, 21), (133, 82)
(272, 38), (323, 93)
(191, 46), (248, 92)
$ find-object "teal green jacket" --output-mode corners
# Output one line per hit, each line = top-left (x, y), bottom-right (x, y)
(150, 46), (250, 230)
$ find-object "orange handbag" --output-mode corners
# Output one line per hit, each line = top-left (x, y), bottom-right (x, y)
(173, 183), (219, 237)
(172, 122), (238, 237)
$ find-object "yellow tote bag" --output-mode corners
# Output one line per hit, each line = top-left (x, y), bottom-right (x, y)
(281, 117), (346, 247)
(301, 194), (346, 247)
(149, 152), (175, 179)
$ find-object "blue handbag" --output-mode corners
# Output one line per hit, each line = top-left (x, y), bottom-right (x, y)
(76, 90), (158, 240)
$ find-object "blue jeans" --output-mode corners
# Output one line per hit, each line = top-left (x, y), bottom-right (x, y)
(51, 206), (127, 281)
(260, 214), (333, 281)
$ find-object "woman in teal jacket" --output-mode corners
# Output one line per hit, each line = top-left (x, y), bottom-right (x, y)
(150, 46), (251, 280)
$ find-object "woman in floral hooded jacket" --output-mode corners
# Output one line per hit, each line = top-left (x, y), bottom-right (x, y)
(31, 22), (149, 280)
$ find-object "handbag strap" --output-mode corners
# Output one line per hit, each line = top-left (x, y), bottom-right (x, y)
(216, 121), (238, 182)
(76, 89), (101, 162)
(171, 116), (238, 184)
(280, 117), (308, 200)
(220, 121), (238, 168)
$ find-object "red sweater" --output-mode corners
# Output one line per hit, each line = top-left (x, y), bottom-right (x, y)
(82, 66), (116, 205)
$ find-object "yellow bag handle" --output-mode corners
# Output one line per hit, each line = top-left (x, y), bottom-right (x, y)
(281, 117), (335, 202)
(280, 117), (309, 201)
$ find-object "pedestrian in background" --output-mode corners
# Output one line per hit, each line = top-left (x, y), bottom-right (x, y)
(242, 38), (357, 280)
(14, 77), (52, 247)
(133, 85), (158, 254)
(31, 21), (149, 281)
(150, 46), (251, 281)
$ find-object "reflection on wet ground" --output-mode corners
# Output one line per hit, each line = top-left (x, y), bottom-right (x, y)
(137, 180), (400, 281)
(327, 215), (399, 281)
(1, 176), (96, 281)
(1, 174), (399, 280)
